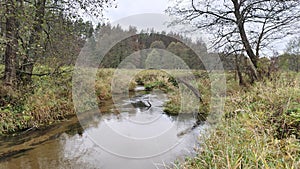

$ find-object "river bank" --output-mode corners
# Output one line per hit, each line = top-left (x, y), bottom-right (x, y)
(178, 72), (300, 168)
(0, 68), (208, 135)
(1, 67), (299, 168)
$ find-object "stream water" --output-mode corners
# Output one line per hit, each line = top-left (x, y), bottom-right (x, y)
(0, 89), (208, 169)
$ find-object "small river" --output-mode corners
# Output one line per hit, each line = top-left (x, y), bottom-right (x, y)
(0, 88), (208, 169)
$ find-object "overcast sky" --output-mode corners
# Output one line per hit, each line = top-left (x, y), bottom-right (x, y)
(104, 0), (169, 22)
(102, 0), (198, 40)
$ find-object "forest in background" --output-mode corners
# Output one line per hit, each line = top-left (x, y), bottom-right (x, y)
(2, 19), (299, 72)
(0, 1), (299, 168)
(0, 0), (299, 89)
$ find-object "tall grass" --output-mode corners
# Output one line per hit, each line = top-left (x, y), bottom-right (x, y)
(177, 72), (300, 169)
(0, 66), (75, 134)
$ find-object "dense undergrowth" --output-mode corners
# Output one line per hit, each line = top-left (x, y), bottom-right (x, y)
(176, 72), (300, 169)
(0, 66), (75, 134)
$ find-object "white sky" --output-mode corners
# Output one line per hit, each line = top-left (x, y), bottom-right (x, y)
(102, 0), (206, 44)
(104, 0), (169, 22)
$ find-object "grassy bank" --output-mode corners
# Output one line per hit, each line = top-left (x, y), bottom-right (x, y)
(0, 68), (191, 135)
(0, 66), (75, 134)
(1, 67), (299, 169)
(177, 72), (300, 168)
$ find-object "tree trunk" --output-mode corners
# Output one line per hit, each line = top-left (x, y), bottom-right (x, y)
(235, 54), (244, 86)
(4, 0), (18, 86)
(232, 0), (259, 81)
(20, 0), (46, 84)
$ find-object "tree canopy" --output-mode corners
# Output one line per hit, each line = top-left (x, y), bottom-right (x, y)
(0, 0), (115, 86)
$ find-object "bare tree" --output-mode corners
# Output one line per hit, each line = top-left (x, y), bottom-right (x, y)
(167, 0), (300, 81)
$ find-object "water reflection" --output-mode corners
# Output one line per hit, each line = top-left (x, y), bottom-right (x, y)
(0, 92), (208, 169)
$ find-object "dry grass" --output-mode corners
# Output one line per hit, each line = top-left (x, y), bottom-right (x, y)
(177, 72), (300, 169)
